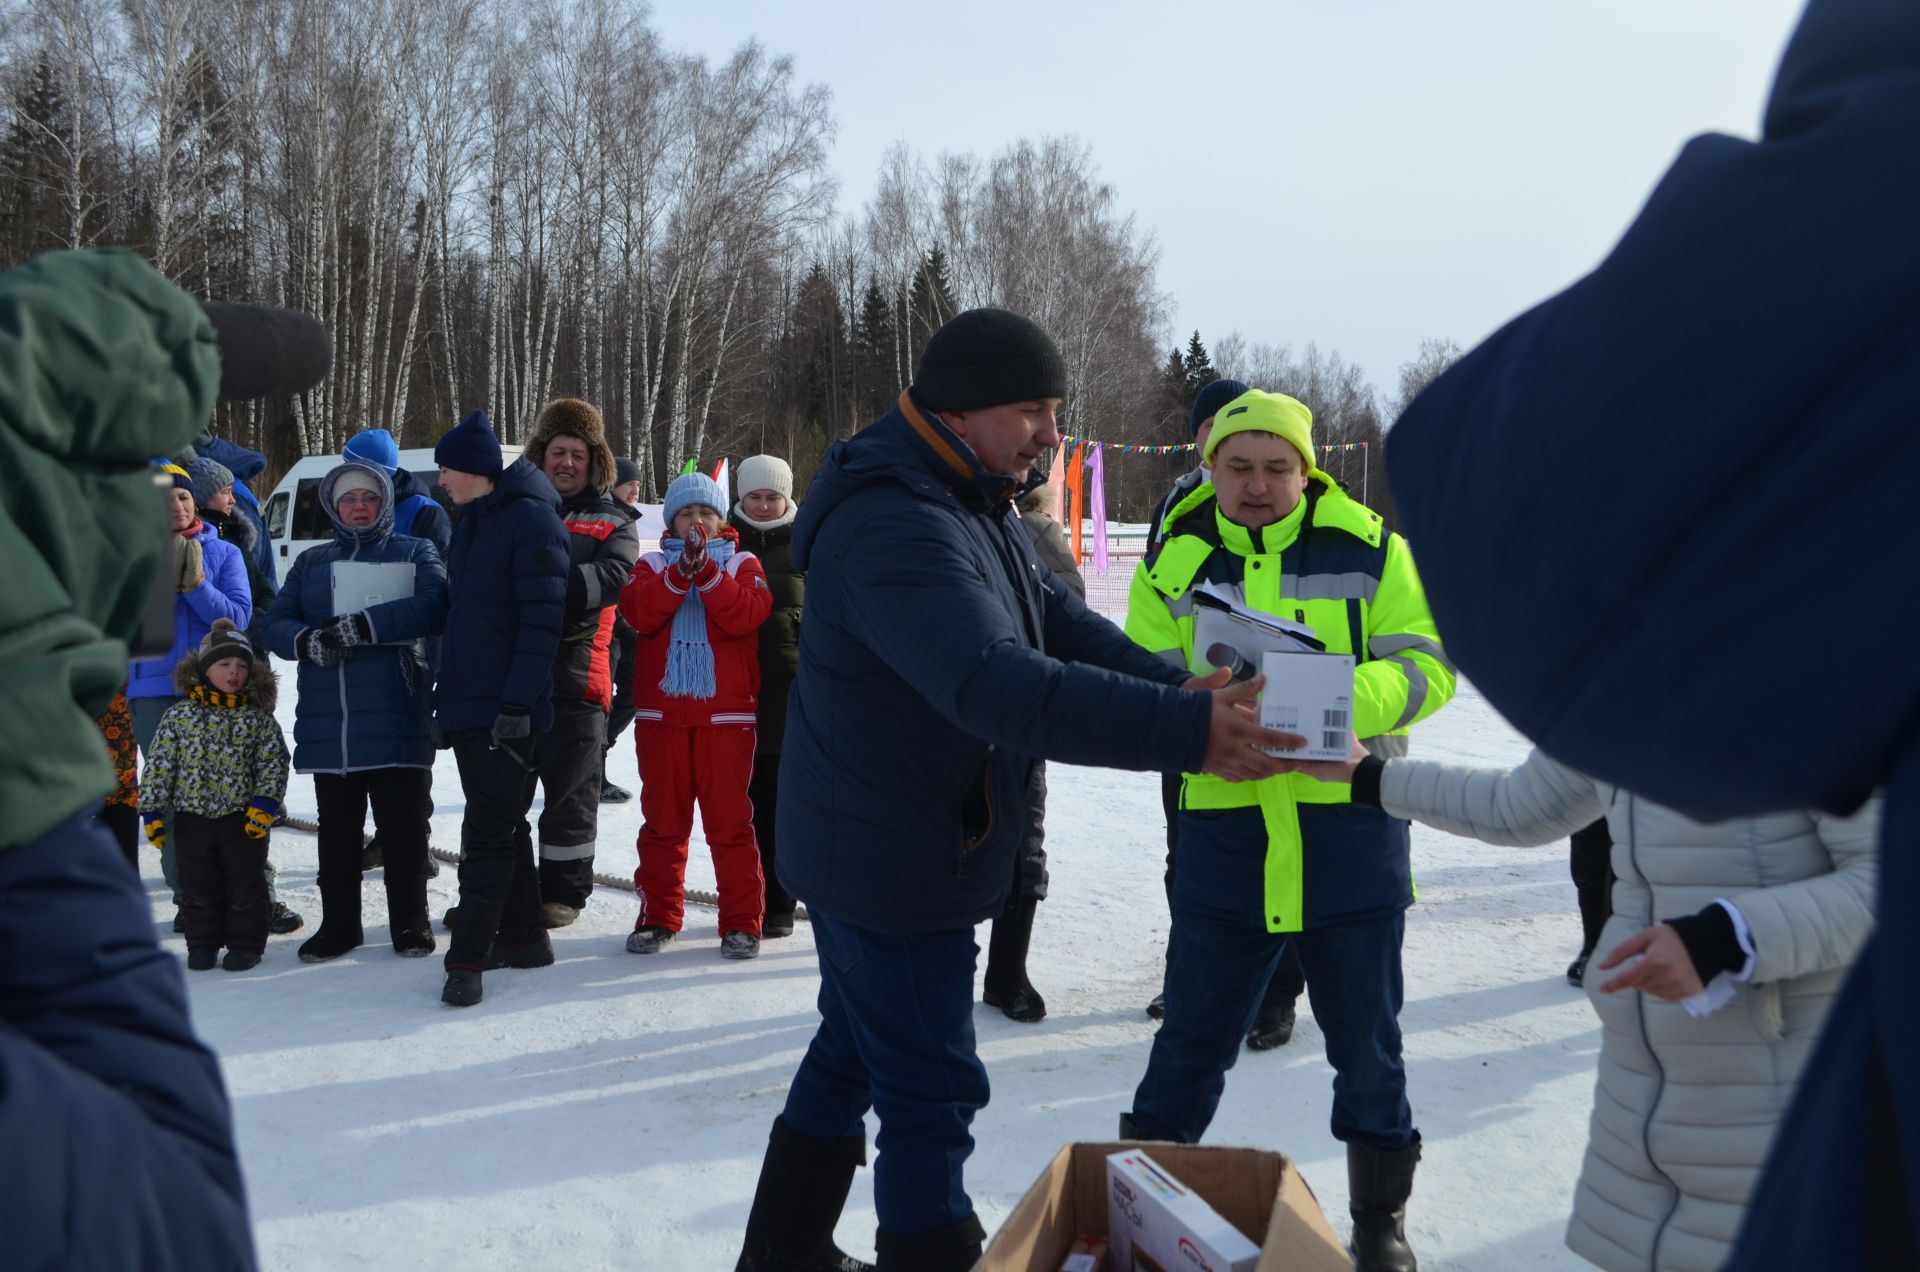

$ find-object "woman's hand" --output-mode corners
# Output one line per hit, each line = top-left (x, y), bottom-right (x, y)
(1288, 733), (1370, 783)
(1595, 924), (1707, 1001)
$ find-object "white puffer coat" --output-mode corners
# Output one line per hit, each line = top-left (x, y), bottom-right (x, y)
(1378, 748), (1877, 1271)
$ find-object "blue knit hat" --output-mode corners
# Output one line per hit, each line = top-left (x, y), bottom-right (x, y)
(663, 472), (726, 528)
(343, 427), (401, 476)
(182, 456), (235, 506)
(433, 409), (502, 478)
(1190, 378), (1251, 440)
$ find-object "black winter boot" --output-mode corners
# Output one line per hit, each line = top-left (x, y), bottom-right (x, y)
(1247, 998), (1297, 1051)
(982, 895), (1046, 1023)
(735, 1117), (875, 1272)
(441, 968), (483, 1007)
(298, 879), (365, 962)
(873, 1215), (987, 1272)
(1348, 1136), (1421, 1272)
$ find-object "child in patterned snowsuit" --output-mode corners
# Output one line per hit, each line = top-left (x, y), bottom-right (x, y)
(140, 619), (290, 971)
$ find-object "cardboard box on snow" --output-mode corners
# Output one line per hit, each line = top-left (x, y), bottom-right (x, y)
(975, 1142), (1349, 1272)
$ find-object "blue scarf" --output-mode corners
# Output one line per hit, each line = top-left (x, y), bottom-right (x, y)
(659, 535), (735, 698)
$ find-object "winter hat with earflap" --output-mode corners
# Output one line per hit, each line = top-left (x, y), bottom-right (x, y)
(663, 472), (728, 528)
(1203, 389), (1316, 472)
(737, 455), (794, 502)
(1189, 378), (1252, 440)
(196, 618), (256, 676)
(183, 456), (235, 507)
(433, 409), (503, 478)
(342, 427), (401, 476)
(526, 397), (617, 490)
(911, 308), (1068, 412)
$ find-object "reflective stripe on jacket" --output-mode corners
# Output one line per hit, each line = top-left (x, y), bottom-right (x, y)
(1125, 471), (1454, 931)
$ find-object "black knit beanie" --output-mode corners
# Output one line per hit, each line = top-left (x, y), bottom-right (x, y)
(912, 308), (1069, 412)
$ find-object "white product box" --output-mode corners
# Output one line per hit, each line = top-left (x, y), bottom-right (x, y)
(1258, 651), (1356, 762)
(1107, 1149), (1263, 1272)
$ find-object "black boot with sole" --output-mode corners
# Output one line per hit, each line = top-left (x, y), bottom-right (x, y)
(1348, 1135), (1421, 1272)
(873, 1215), (986, 1272)
(735, 1116), (875, 1272)
(982, 894), (1046, 1023)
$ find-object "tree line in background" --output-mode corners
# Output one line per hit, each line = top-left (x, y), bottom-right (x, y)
(1, 0), (1457, 523)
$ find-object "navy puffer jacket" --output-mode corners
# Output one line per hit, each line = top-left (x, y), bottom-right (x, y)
(777, 392), (1212, 935)
(261, 462), (449, 772)
(1386, 2), (1920, 1264)
(433, 458), (569, 732)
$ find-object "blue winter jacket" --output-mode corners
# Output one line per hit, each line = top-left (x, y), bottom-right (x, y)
(0, 810), (255, 1270)
(127, 521), (251, 701)
(261, 462), (449, 772)
(777, 392), (1212, 935)
(1386, 2), (1920, 1265)
(434, 457), (569, 732)
(194, 432), (277, 590)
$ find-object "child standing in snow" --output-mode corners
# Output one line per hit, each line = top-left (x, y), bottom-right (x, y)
(140, 620), (291, 971)
(620, 472), (773, 960)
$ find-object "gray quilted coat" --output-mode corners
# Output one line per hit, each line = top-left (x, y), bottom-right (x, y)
(1378, 747), (1877, 1271)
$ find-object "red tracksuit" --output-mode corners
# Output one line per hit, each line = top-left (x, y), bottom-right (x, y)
(618, 533), (773, 936)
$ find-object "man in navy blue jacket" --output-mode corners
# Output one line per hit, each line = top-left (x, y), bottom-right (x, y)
(1386, 2), (1919, 1265)
(431, 410), (570, 1008)
(735, 309), (1307, 1272)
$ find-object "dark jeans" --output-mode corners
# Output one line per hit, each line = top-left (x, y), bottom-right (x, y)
(176, 811), (269, 955)
(536, 695), (607, 910)
(130, 695), (182, 901)
(446, 731), (544, 970)
(1160, 772), (1304, 1009)
(782, 913), (989, 1235)
(1130, 908), (1414, 1153)
(1569, 817), (1614, 958)
(315, 768), (432, 930)
(750, 754), (795, 925)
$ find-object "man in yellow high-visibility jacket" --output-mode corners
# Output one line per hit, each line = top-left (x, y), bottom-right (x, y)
(1118, 389), (1454, 1272)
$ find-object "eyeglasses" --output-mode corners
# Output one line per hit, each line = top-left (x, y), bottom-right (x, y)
(336, 491), (383, 507)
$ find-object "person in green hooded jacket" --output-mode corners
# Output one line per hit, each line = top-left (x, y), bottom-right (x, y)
(0, 247), (327, 1270)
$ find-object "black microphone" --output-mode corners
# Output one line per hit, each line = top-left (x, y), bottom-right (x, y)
(1205, 641), (1257, 683)
(199, 302), (333, 400)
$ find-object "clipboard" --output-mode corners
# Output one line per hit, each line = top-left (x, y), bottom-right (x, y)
(331, 561), (415, 613)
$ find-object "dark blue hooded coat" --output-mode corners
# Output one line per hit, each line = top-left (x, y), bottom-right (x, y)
(261, 462), (449, 772)
(1385, 2), (1920, 1264)
(777, 392), (1211, 935)
(433, 457), (569, 732)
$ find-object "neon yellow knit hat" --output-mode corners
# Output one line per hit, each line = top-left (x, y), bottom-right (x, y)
(1203, 390), (1315, 471)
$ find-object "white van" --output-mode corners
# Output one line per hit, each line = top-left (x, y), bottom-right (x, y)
(262, 446), (523, 574)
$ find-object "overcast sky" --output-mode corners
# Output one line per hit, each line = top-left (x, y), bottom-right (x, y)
(647, 0), (1808, 396)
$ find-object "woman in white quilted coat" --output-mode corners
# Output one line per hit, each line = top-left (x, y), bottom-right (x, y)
(1318, 742), (1877, 1271)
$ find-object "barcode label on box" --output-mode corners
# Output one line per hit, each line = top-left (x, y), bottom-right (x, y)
(1323, 709), (1348, 728)
(1323, 731), (1348, 752)
(1269, 706), (1299, 730)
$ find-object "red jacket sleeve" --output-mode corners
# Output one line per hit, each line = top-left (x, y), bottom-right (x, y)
(700, 554), (774, 637)
(618, 560), (689, 636)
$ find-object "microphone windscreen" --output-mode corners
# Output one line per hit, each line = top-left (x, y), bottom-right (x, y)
(200, 302), (333, 400)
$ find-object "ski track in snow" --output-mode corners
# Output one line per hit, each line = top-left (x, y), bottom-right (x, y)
(155, 647), (1598, 1269)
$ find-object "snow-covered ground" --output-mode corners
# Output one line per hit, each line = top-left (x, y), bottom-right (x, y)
(156, 652), (1599, 1270)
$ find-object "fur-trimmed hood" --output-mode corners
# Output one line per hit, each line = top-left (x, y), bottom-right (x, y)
(524, 396), (617, 492)
(173, 639), (278, 712)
